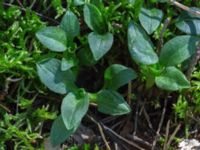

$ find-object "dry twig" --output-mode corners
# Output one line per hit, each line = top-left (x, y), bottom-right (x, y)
(157, 18), (171, 53)
(127, 82), (132, 105)
(127, 134), (152, 148)
(0, 103), (11, 112)
(87, 115), (144, 150)
(88, 115), (111, 150)
(163, 120), (171, 150)
(186, 41), (200, 79)
(165, 124), (181, 150)
(3, 2), (59, 24)
(151, 98), (168, 150)
(143, 107), (154, 130)
(102, 124), (144, 150)
(133, 98), (140, 136)
(16, 0), (24, 8)
(170, 0), (200, 16)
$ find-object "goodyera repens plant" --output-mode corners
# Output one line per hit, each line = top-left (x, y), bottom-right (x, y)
(36, 0), (200, 147)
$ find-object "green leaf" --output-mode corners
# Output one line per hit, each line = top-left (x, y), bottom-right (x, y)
(83, 3), (107, 34)
(157, 0), (168, 2)
(150, 0), (158, 3)
(88, 32), (113, 61)
(77, 48), (97, 66)
(37, 58), (76, 94)
(128, 21), (158, 65)
(128, 0), (136, 4)
(61, 91), (89, 129)
(60, 11), (80, 41)
(139, 8), (163, 34)
(36, 27), (67, 52)
(91, 0), (103, 7)
(132, 0), (144, 18)
(176, 9), (200, 35)
(97, 90), (131, 115)
(50, 116), (78, 146)
(155, 67), (190, 91)
(159, 35), (199, 66)
(73, 0), (85, 6)
(61, 58), (75, 71)
(104, 64), (137, 90)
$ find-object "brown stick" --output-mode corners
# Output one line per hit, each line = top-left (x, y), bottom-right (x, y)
(0, 103), (11, 112)
(186, 41), (200, 79)
(88, 115), (111, 150)
(102, 124), (144, 150)
(151, 98), (168, 150)
(163, 120), (170, 150)
(3, 2), (59, 24)
(157, 18), (171, 53)
(143, 107), (154, 130)
(133, 98), (140, 136)
(165, 124), (181, 150)
(127, 82), (132, 105)
(17, 0), (24, 8)
(170, 0), (200, 16)
(127, 134), (152, 148)
(87, 115), (144, 150)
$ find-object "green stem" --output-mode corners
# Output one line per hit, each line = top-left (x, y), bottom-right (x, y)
(146, 75), (155, 90)
(88, 93), (98, 102)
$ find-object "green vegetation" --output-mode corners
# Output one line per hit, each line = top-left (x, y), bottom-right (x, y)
(1, 0), (200, 149)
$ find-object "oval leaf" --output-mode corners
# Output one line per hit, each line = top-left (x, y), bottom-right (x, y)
(159, 35), (199, 66)
(60, 11), (80, 41)
(176, 9), (200, 35)
(97, 90), (131, 115)
(36, 27), (67, 52)
(104, 64), (137, 90)
(61, 92), (89, 129)
(50, 116), (78, 146)
(61, 58), (75, 71)
(73, 0), (85, 6)
(37, 58), (76, 94)
(139, 8), (163, 34)
(83, 3), (107, 34)
(77, 48), (97, 66)
(88, 32), (113, 61)
(155, 67), (190, 91)
(128, 22), (158, 65)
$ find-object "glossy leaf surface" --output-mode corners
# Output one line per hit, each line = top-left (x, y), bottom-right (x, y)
(83, 3), (107, 34)
(60, 11), (80, 41)
(139, 8), (163, 34)
(128, 22), (158, 65)
(155, 67), (190, 91)
(176, 9), (200, 35)
(50, 116), (78, 146)
(159, 35), (199, 66)
(97, 90), (131, 115)
(61, 92), (89, 129)
(37, 58), (76, 94)
(88, 32), (113, 61)
(104, 64), (137, 90)
(36, 27), (67, 52)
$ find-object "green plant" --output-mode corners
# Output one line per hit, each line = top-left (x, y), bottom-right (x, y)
(0, 98), (56, 150)
(173, 95), (188, 119)
(36, 1), (136, 146)
(0, 4), (45, 78)
(35, 0), (200, 147)
(0, 3), (59, 149)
